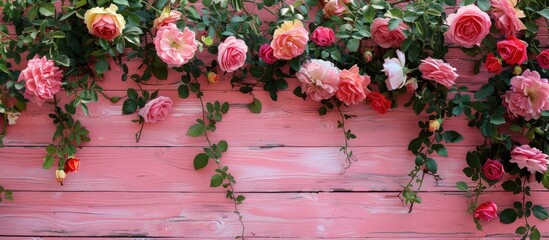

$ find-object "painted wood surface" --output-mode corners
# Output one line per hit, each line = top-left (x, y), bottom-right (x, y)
(1, 21), (549, 240)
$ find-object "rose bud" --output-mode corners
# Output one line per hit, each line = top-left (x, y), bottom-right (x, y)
(513, 65), (522, 75)
(55, 169), (66, 185)
(207, 72), (219, 83)
(363, 50), (373, 63)
(64, 157), (80, 173)
(474, 201), (498, 221)
(428, 119), (442, 132)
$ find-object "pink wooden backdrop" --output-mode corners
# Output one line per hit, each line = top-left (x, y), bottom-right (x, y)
(1, 19), (549, 240)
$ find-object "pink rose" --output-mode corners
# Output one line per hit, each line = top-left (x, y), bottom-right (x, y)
(366, 92), (391, 114)
(383, 50), (407, 91)
(296, 59), (340, 101)
(502, 70), (549, 120)
(154, 23), (198, 67)
(370, 18), (408, 48)
(491, 0), (526, 36)
(271, 20), (309, 60)
(418, 57), (459, 88)
(218, 36), (248, 72)
(323, 0), (347, 18)
(497, 35), (528, 65)
(138, 96), (173, 123)
(446, 5), (491, 48)
(482, 159), (505, 181)
(17, 56), (63, 106)
(153, 10), (182, 32)
(537, 49), (549, 69)
(311, 27), (336, 47)
(83, 4), (126, 41)
(510, 145), (549, 173)
(258, 43), (278, 64)
(485, 53), (503, 73)
(474, 201), (498, 222)
(336, 65), (370, 105)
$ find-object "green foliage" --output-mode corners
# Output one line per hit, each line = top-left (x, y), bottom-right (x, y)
(0, 185), (14, 202)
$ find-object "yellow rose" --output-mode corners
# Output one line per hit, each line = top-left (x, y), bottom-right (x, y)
(84, 4), (126, 41)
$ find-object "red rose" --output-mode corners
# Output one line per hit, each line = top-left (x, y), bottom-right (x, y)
(481, 159), (505, 181)
(366, 92), (391, 114)
(311, 26), (336, 47)
(485, 53), (502, 73)
(474, 201), (498, 222)
(537, 49), (549, 69)
(497, 36), (528, 65)
(64, 157), (80, 173)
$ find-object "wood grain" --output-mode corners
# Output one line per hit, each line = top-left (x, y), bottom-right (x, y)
(0, 192), (547, 238)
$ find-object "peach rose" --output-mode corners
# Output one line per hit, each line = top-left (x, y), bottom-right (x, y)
(370, 18), (408, 48)
(271, 20), (309, 60)
(491, 0), (526, 36)
(218, 36), (248, 72)
(446, 5), (491, 48)
(336, 65), (370, 105)
(153, 10), (182, 32)
(84, 4), (126, 41)
(323, 0), (347, 18)
(418, 57), (459, 88)
(138, 96), (173, 123)
(18, 56), (63, 106)
(296, 59), (340, 101)
(154, 24), (198, 67)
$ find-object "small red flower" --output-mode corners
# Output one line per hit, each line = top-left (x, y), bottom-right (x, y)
(64, 157), (80, 173)
(366, 92), (391, 114)
(485, 53), (502, 73)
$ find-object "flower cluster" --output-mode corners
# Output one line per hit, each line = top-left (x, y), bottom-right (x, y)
(0, 0), (547, 239)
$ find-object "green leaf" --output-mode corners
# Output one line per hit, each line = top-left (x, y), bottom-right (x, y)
(193, 153), (209, 170)
(502, 180), (518, 192)
(425, 158), (438, 173)
(530, 227), (540, 240)
(442, 131), (464, 143)
(187, 124), (205, 137)
(490, 114), (506, 125)
(542, 172), (549, 190)
(178, 85), (190, 99)
(515, 226), (527, 235)
(55, 55), (70, 67)
(210, 174), (223, 187)
(127, 88), (138, 100)
(476, 0), (491, 11)
(431, 144), (448, 157)
(220, 102), (230, 114)
(538, 8), (549, 19)
(532, 205), (549, 220)
(42, 155), (54, 169)
(347, 38), (360, 52)
(319, 106), (327, 116)
(456, 181), (468, 191)
(466, 152), (481, 168)
(113, 0), (130, 6)
(152, 66), (168, 80)
(218, 140), (228, 152)
(39, 3), (56, 17)
(122, 99), (138, 114)
(474, 84), (494, 99)
(95, 59), (109, 74)
(500, 208), (517, 224)
(387, 18), (402, 31)
(248, 98), (262, 114)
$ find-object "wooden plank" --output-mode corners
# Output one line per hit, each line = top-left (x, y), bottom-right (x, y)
(0, 146), (494, 192)
(0, 192), (547, 238)
(2, 91), (485, 147)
